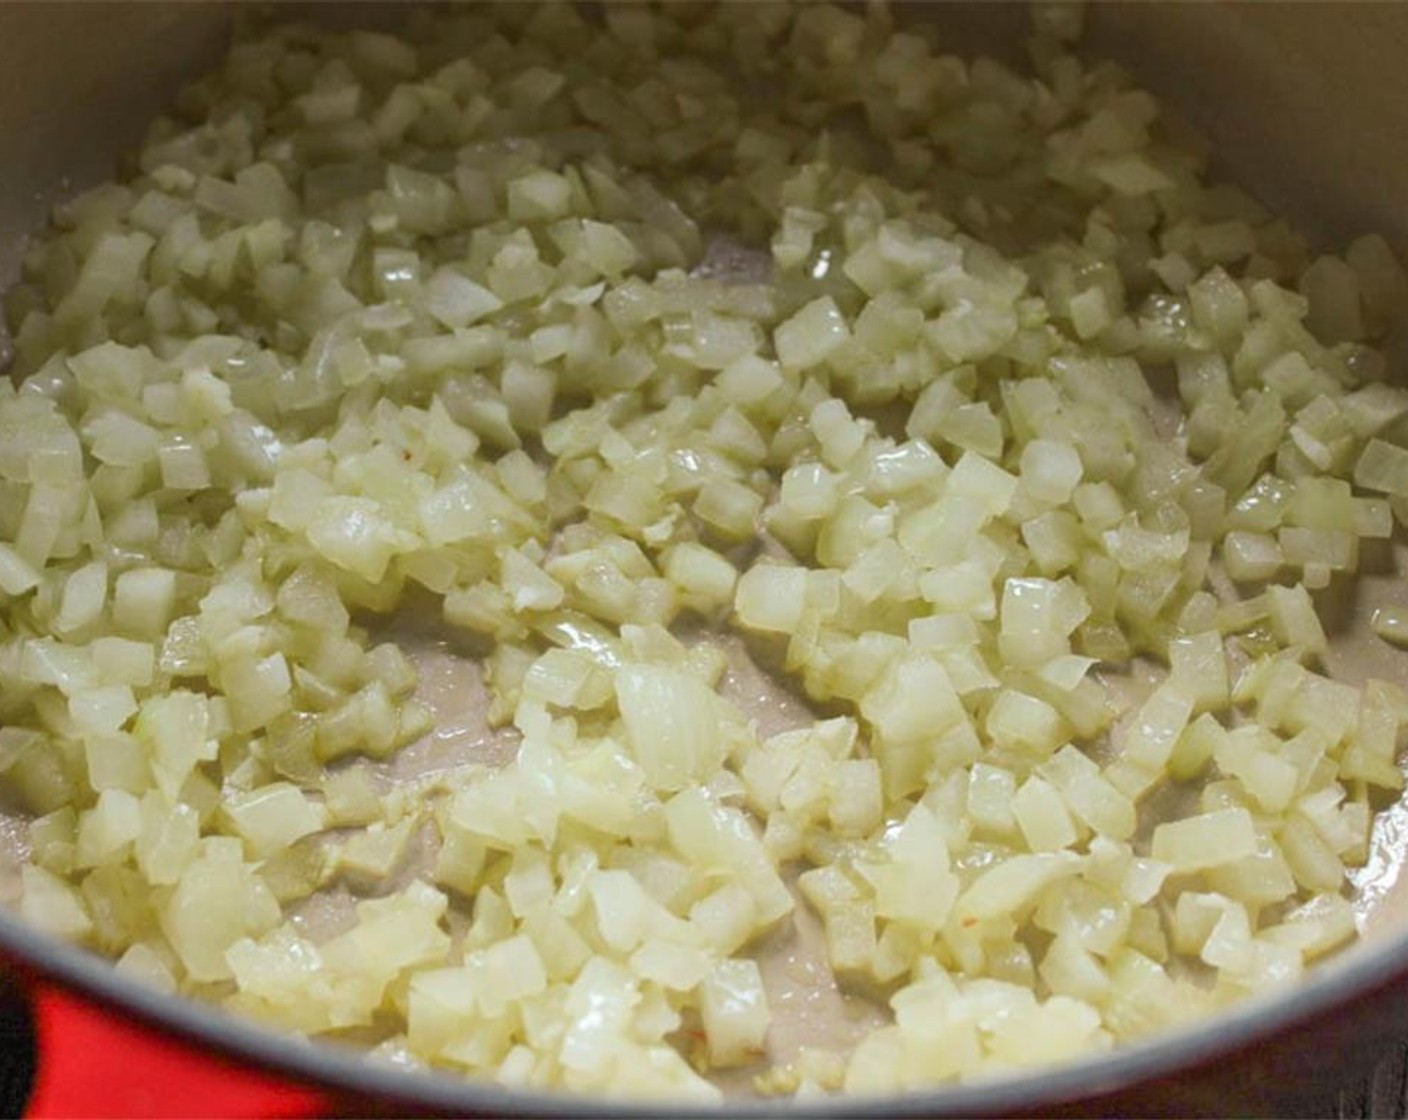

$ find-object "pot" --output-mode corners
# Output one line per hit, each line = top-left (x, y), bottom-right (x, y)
(2, 4), (1408, 1116)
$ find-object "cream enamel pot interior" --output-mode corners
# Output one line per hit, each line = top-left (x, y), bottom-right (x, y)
(3, 4), (1408, 1117)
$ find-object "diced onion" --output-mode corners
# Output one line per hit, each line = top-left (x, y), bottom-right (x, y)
(2, 0), (1405, 1104)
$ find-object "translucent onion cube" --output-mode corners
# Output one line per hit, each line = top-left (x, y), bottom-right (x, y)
(225, 782), (326, 859)
(735, 564), (807, 633)
(1151, 808), (1258, 872)
(859, 654), (965, 746)
(700, 959), (771, 1067)
(1020, 439), (1084, 506)
(774, 296), (849, 371)
(615, 665), (726, 791)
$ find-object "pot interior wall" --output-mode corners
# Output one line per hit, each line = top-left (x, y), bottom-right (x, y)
(5, 3), (1408, 298)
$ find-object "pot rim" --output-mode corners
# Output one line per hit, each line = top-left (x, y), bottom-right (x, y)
(3, 899), (1406, 1117)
